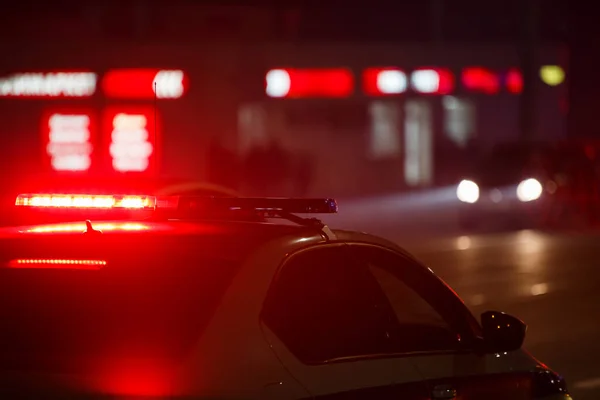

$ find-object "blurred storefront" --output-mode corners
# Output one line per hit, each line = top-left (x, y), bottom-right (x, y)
(0, 4), (568, 198)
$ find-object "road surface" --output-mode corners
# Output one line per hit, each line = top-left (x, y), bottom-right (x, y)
(406, 230), (600, 400)
(328, 189), (600, 400)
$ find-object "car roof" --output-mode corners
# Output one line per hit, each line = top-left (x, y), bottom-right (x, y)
(0, 219), (333, 266)
(0, 219), (412, 261)
(0, 219), (322, 240)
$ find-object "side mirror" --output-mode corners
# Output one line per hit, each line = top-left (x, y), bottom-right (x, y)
(480, 311), (527, 353)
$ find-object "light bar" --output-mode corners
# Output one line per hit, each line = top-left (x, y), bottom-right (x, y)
(176, 197), (338, 214)
(7, 259), (106, 270)
(15, 194), (156, 210)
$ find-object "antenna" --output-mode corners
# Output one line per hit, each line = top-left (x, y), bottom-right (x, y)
(153, 80), (157, 173)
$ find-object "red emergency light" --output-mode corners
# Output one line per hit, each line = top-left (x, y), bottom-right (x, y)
(410, 68), (455, 94)
(462, 67), (501, 94)
(7, 259), (106, 270)
(14, 194), (337, 214)
(102, 69), (188, 99)
(15, 194), (156, 210)
(103, 105), (159, 174)
(41, 109), (97, 173)
(265, 68), (354, 98)
(363, 68), (407, 96)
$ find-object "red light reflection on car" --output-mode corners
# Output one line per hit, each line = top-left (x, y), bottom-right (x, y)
(23, 222), (150, 233)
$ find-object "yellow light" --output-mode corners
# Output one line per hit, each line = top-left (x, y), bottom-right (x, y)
(540, 65), (565, 86)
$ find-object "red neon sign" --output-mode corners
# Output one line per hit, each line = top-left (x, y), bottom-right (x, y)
(102, 69), (188, 99)
(265, 68), (354, 98)
(363, 68), (407, 96)
(41, 110), (96, 172)
(506, 68), (523, 94)
(462, 67), (501, 94)
(410, 68), (455, 94)
(0, 72), (97, 98)
(103, 106), (159, 174)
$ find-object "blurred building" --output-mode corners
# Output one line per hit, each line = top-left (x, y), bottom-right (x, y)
(0, 1), (568, 198)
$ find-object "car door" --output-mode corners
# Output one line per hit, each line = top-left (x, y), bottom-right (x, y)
(259, 243), (430, 399)
(348, 243), (541, 400)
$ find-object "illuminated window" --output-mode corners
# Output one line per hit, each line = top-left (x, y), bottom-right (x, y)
(102, 69), (188, 99)
(461, 67), (500, 94)
(0, 72), (96, 98)
(44, 112), (94, 172)
(368, 101), (401, 159)
(363, 68), (407, 96)
(443, 96), (475, 147)
(410, 68), (454, 94)
(104, 107), (157, 173)
(265, 68), (354, 98)
(404, 100), (433, 186)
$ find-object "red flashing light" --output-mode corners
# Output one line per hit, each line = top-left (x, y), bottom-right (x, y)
(15, 194), (156, 209)
(265, 68), (354, 98)
(363, 68), (407, 96)
(410, 68), (455, 94)
(41, 110), (96, 172)
(7, 259), (106, 270)
(506, 69), (523, 94)
(462, 67), (501, 94)
(103, 106), (158, 173)
(0, 71), (97, 98)
(102, 69), (188, 99)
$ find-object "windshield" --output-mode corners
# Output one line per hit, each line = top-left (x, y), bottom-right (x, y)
(0, 235), (242, 373)
(471, 144), (549, 187)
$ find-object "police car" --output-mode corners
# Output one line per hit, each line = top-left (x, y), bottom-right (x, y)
(0, 193), (570, 399)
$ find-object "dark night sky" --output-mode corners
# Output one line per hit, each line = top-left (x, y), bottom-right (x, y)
(0, 0), (568, 43)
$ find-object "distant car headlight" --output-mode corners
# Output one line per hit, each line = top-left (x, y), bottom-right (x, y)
(457, 180), (479, 203)
(517, 178), (543, 202)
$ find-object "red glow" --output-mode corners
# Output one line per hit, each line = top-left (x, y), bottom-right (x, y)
(24, 222), (150, 233)
(15, 194), (156, 209)
(506, 68), (523, 94)
(462, 67), (501, 94)
(0, 71), (97, 98)
(41, 109), (96, 172)
(103, 106), (159, 174)
(102, 69), (188, 99)
(265, 68), (354, 98)
(7, 259), (106, 270)
(94, 360), (175, 397)
(363, 67), (407, 96)
(411, 68), (455, 94)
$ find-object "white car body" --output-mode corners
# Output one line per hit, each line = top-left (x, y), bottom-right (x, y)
(0, 221), (571, 399)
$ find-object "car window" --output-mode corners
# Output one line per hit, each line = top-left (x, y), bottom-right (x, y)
(351, 245), (481, 352)
(473, 144), (550, 186)
(261, 245), (399, 364)
(369, 265), (448, 328)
